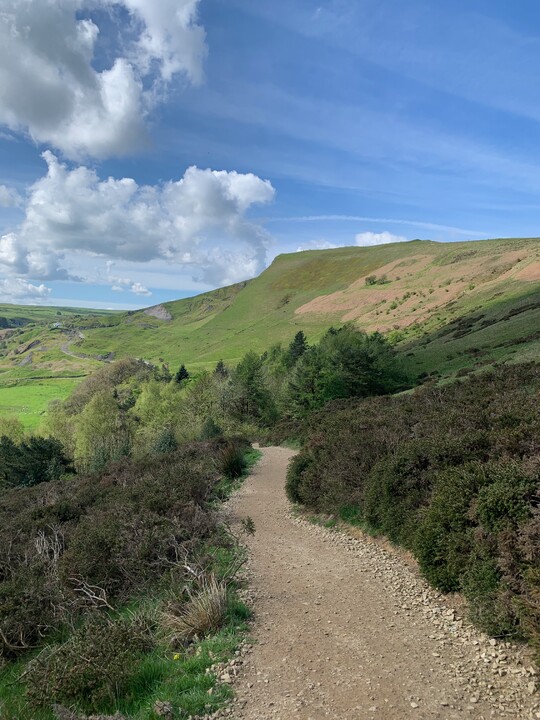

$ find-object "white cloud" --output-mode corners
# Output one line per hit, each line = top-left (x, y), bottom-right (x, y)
(0, 185), (21, 207)
(296, 239), (337, 252)
(0, 278), (51, 301)
(122, 0), (207, 84)
(130, 282), (152, 296)
(355, 231), (408, 246)
(0, 0), (206, 159)
(0, 153), (275, 289)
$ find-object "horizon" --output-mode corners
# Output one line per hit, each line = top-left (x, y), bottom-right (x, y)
(2, 1), (540, 309)
(0, 234), (536, 311)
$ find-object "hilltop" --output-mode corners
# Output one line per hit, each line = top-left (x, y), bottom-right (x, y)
(2, 237), (540, 426)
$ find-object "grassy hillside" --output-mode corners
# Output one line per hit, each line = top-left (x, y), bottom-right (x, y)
(55, 238), (540, 367)
(1, 237), (540, 426)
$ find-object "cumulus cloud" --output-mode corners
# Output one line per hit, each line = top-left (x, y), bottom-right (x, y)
(0, 153), (275, 289)
(0, 0), (206, 159)
(0, 278), (51, 301)
(0, 185), (21, 207)
(131, 282), (152, 296)
(296, 239), (337, 252)
(355, 231), (408, 246)
(122, 0), (207, 84)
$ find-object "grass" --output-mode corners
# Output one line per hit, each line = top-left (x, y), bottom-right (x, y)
(0, 378), (81, 430)
(400, 287), (540, 380)
(0, 595), (250, 720)
(2, 237), (540, 424)
(162, 575), (229, 643)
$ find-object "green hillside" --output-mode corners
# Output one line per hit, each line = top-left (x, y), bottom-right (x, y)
(1, 237), (540, 426)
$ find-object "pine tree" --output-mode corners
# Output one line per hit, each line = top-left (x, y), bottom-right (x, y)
(214, 359), (228, 378)
(174, 364), (190, 384)
(287, 330), (307, 366)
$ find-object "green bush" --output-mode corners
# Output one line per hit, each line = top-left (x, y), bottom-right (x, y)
(0, 436), (71, 488)
(151, 428), (178, 454)
(285, 453), (313, 504)
(287, 363), (540, 653)
(0, 441), (230, 660)
(363, 434), (490, 547)
(26, 613), (155, 712)
(461, 549), (516, 637)
(219, 443), (247, 480)
(200, 417), (223, 440)
(475, 463), (535, 532)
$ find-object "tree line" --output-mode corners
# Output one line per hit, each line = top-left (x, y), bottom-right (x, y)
(0, 324), (407, 485)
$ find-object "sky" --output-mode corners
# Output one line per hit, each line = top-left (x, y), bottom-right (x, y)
(1, 0), (540, 309)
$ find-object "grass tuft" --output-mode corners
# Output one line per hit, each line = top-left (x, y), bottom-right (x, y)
(162, 575), (228, 644)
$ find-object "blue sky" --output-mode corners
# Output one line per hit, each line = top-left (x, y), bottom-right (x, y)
(1, 0), (540, 309)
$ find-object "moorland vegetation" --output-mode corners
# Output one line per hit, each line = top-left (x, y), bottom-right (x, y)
(284, 363), (540, 665)
(2, 305), (540, 716)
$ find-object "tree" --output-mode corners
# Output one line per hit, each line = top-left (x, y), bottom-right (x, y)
(0, 415), (25, 444)
(174, 364), (190, 384)
(75, 391), (132, 472)
(0, 436), (72, 488)
(215, 359), (228, 378)
(287, 345), (326, 416)
(225, 351), (277, 425)
(286, 325), (406, 416)
(286, 330), (307, 367)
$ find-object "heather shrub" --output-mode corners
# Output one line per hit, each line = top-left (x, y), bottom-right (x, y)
(0, 561), (66, 658)
(26, 613), (155, 712)
(0, 440), (233, 660)
(289, 363), (540, 650)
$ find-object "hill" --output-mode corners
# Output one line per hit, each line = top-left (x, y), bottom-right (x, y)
(1, 237), (540, 426)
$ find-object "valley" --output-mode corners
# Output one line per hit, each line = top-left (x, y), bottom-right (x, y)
(2, 238), (540, 428)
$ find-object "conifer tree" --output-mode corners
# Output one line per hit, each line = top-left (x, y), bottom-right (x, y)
(174, 364), (190, 384)
(215, 359), (228, 377)
(287, 330), (307, 365)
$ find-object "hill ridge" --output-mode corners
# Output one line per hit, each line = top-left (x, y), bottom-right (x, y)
(2, 237), (540, 426)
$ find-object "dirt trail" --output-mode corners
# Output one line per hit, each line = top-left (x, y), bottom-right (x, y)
(228, 447), (539, 720)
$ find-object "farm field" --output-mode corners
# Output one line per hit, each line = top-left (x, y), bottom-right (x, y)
(0, 378), (82, 429)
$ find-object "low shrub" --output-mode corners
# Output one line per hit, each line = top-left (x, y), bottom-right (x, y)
(0, 436), (72, 489)
(200, 418), (223, 440)
(151, 428), (178, 454)
(219, 443), (247, 480)
(288, 363), (540, 653)
(26, 613), (155, 712)
(285, 453), (313, 504)
(0, 440), (236, 660)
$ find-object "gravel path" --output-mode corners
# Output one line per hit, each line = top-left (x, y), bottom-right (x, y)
(224, 447), (540, 720)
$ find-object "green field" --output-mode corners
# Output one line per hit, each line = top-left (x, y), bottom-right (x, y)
(0, 379), (82, 430)
(1, 237), (540, 427)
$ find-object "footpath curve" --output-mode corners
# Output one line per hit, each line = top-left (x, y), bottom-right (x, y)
(227, 446), (540, 720)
